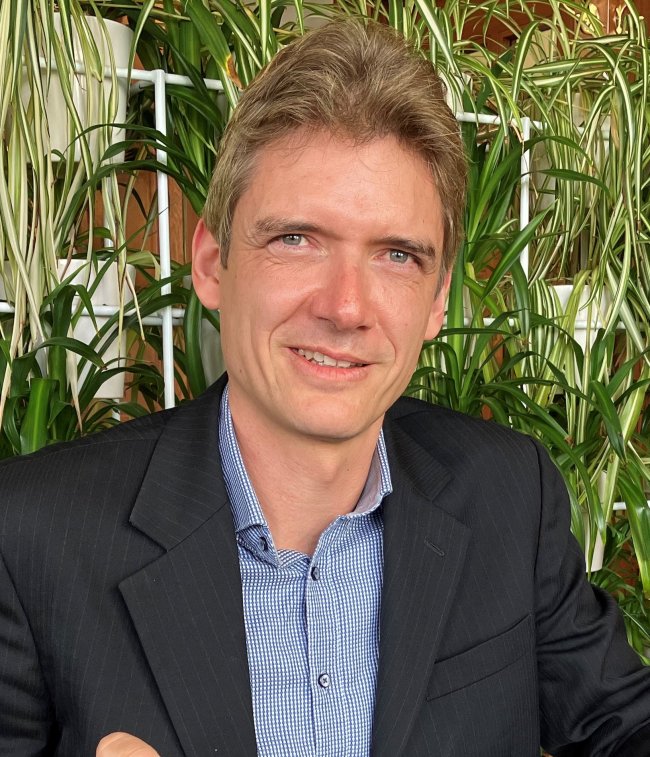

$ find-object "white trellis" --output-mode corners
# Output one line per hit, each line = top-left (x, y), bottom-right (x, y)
(1, 63), (641, 513)
(139, 70), (538, 411)
(0, 62), (537, 409)
(0, 65), (617, 404)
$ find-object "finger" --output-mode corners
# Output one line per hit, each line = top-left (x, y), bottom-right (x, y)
(96, 732), (161, 757)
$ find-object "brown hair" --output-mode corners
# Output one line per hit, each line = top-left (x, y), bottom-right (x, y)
(203, 19), (467, 277)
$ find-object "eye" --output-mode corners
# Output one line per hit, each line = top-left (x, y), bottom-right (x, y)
(279, 234), (306, 246)
(388, 249), (414, 265)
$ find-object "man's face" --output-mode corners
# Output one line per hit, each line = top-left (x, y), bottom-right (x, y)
(193, 129), (449, 446)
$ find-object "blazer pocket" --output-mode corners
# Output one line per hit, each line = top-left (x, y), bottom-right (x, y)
(426, 613), (534, 701)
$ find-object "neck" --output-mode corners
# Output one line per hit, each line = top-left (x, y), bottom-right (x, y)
(228, 393), (382, 555)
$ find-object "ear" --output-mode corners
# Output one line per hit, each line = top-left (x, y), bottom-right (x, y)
(424, 269), (451, 341)
(191, 219), (222, 310)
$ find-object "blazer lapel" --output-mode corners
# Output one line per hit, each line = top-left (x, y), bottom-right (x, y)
(372, 417), (471, 757)
(119, 377), (258, 756)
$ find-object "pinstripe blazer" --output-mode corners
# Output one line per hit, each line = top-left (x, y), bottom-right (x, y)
(1, 376), (649, 756)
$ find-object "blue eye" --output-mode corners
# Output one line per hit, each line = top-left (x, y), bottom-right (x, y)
(389, 250), (411, 264)
(281, 234), (305, 246)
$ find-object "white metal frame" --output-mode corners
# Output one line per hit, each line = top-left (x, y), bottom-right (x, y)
(134, 72), (539, 410)
(2, 63), (644, 512)
(0, 65), (538, 411)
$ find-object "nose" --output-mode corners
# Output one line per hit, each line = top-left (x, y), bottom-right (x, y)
(310, 256), (374, 331)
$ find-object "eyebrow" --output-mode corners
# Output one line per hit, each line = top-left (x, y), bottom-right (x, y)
(252, 217), (320, 237)
(252, 216), (440, 260)
(374, 235), (438, 261)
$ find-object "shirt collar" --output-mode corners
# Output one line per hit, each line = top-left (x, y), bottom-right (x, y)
(219, 384), (392, 535)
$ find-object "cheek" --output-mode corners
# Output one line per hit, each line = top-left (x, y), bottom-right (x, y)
(265, 282), (318, 327)
(382, 291), (434, 336)
(383, 307), (434, 369)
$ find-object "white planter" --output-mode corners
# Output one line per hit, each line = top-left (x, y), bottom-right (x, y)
(532, 88), (611, 213)
(0, 261), (134, 399)
(437, 288), (477, 374)
(551, 283), (611, 354)
(23, 15), (133, 164)
(58, 259), (135, 399)
(551, 283), (612, 393)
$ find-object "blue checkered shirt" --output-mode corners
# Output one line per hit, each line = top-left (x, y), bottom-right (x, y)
(219, 386), (392, 756)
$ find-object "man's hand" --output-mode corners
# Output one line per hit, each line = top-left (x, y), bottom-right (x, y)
(96, 732), (160, 756)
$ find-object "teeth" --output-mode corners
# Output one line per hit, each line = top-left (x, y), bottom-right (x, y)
(296, 348), (362, 368)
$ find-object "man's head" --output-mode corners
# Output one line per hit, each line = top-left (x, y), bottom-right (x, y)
(202, 19), (466, 279)
(192, 20), (467, 450)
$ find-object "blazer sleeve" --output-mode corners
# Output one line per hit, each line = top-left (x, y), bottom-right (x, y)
(532, 441), (650, 756)
(0, 547), (57, 754)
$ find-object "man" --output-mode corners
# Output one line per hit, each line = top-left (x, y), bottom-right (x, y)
(1, 19), (649, 757)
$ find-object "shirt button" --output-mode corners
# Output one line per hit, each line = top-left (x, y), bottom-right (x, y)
(318, 673), (330, 689)
(260, 536), (269, 551)
(310, 565), (320, 580)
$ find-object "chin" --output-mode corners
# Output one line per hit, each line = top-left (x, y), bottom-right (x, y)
(278, 392), (389, 442)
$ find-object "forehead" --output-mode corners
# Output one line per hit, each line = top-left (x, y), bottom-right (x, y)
(235, 128), (444, 248)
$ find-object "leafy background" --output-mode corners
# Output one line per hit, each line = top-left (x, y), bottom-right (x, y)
(1, 0), (648, 657)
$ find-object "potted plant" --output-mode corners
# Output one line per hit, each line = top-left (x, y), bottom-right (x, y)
(385, 0), (650, 651)
(0, 0), (140, 443)
(8, 0), (649, 655)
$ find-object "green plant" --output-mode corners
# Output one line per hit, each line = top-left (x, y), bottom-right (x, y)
(340, 0), (650, 653)
(89, 0), (312, 393)
(7, 0), (648, 655)
(0, 0), (141, 446)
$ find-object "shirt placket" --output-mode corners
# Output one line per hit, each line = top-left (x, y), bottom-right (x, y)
(305, 519), (349, 757)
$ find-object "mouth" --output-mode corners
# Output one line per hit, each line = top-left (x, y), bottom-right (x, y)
(293, 347), (367, 369)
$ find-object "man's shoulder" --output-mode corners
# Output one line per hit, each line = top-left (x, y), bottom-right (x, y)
(0, 408), (173, 535)
(386, 397), (555, 550)
(388, 395), (542, 475)
(0, 378), (226, 479)
(389, 395), (533, 445)
(0, 404), (171, 474)
(0, 378), (225, 533)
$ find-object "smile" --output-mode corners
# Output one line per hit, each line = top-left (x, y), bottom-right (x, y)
(295, 348), (365, 369)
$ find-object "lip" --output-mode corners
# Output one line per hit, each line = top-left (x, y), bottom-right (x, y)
(291, 346), (368, 366)
(288, 347), (371, 379)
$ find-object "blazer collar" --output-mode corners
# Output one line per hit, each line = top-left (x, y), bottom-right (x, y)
(128, 374), (230, 549)
(371, 412), (471, 757)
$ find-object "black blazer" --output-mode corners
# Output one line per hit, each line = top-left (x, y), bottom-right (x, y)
(1, 376), (649, 756)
